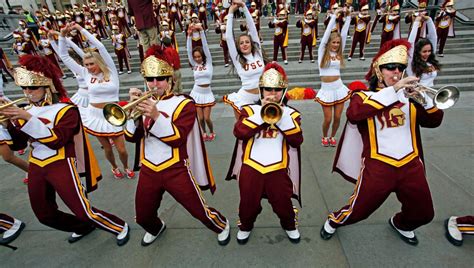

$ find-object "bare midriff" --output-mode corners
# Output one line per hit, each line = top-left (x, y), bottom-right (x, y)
(245, 88), (260, 94)
(198, 84), (210, 87)
(91, 102), (109, 109)
(321, 76), (340, 83)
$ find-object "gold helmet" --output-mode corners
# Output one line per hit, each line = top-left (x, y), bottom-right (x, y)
(366, 39), (409, 82)
(259, 62), (288, 90)
(278, 9), (287, 17)
(141, 46), (174, 79)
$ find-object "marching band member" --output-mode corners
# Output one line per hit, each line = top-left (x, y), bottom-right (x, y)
(379, 0), (401, 48)
(59, 23), (134, 180)
(116, 0), (132, 36)
(36, 10), (52, 30)
(188, 14), (203, 49)
(240, 11), (262, 42)
(0, 214), (25, 245)
(370, 0), (383, 40)
(111, 24), (132, 74)
(187, 25), (216, 141)
(436, 0), (456, 57)
(37, 27), (65, 78)
(223, 0), (265, 119)
(407, 15), (439, 88)
(325, 39), (444, 246)
(315, 10), (351, 147)
(91, 1), (109, 39)
(404, 0), (428, 44)
(132, 26), (145, 63)
(215, 15), (230, 67)
(169, 1), (184, 32)
(269, 9), (289, 64)
(198, 1), (208, 31)
(445, 215), (474, 246)
(18, 19), (39, 51)
(0, 55), (130, 246)
(72, 4), (86, 27)
(296, 9), (317, 63)
(159, 21), (178, 51)
(12, 32), (35, 58)
(226, 62), (303, 244)
(347, 0), (371, 61)
(324, 0), (345, 33)
(124, 45), (230, 247)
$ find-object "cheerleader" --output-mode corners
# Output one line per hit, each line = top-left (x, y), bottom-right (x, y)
(223, 0), (265, 119)
(315, 10), (351, 147)
(58, 23), (134, 180)
(407, 15), (440, 88)
(187, 26), (216, 141)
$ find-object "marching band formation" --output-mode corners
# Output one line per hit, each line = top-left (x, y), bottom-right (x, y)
(0, 0), (472, 250)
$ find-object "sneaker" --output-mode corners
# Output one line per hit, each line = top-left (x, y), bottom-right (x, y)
(348, 56), (352, 61)
(388, 217), (418, 246)
(360, 57), (365, 61)
(320, 219), (336, 240)
(298, 60), (302, 63)
(18, 149), (26, 155)
(141, 221), (166, 246)
(438, 53), (444, 57)
(22, 177), (28, 185)
(321, 137), (329, 147)
(208, 133), (216, 141)
(286, 228), (300, 243)
(127, 70), (132, 74)
(311, 59), (315, 63)
(62, 75), (67, 79)
(116, 223), (130, 246)
(118, 71), (124, 75)
(112, 168), (124, 179)
(125, 169), (135, 179)
(68, 227), (95, 244)
(284, 60), (288, 65)
(217, 219), (231, 246)
(329, 137), (337, 147)
(236, 229), (251, 245)
(445, 216), (463, 246)
(0, 219), (26, 245)
(224, 63), (229, 67)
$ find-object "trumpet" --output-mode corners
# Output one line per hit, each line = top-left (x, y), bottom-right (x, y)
(0, 97), (30, 123)
(103, 91), (156, 127)
(404, 84), (460, 109)
(260, 88), (288, 127)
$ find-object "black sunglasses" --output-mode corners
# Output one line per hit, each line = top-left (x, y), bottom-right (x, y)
(145, 76), (169, 82)
(381, 63), (407, 72)
(21, 86), (42, 90)
(262, 87), (285, 92)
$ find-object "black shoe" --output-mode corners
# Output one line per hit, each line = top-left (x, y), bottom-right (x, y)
(444, 219), (463, 246)
(0, 222), (26, 245)
(388, 218), (418, 246)
(68, 227), (95, 244)
(320, 225), (334, 240)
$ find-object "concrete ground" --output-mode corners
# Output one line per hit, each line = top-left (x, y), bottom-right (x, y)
(0, 90), (472, 267)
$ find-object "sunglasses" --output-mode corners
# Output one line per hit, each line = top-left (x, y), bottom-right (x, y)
(262, 87), (285, 92)
(21, 86), (42, 90)
(381, 63), (407, 72)
(145, 76), (169, 82)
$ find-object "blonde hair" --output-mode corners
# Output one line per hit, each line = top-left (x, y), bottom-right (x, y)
(320, 32), (345, 69)
(83, 51), (110, 81)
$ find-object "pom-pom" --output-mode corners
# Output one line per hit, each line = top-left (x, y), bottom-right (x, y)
(348, 80), (368, 91)
(286, 87), (316, 100)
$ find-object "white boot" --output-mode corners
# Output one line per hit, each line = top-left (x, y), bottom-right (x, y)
(217, 219), (231, 245)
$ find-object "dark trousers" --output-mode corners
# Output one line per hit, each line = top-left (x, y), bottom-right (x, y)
(329, 157), (434, 231)
(300, 35), (314, 61)
(28, 158), (125, 235)
(221, 40), (229, 64)
(437, 27), (449, 54)
(349, 30), (366, 58)
(273, 35), (287, 61)
(457, 216), (474, 234)
(135, 163), (227, 236)
(192, 39), (203, 50)
(115, 48), (130, 72)
(0, 213), (14, 233)
(238, 164), (296, 231)
(380, 31), (395, 48)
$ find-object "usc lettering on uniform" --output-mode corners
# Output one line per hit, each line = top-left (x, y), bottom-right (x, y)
(256, 128), (279, 139)
(90, 77), (110, 83)
(243, 60), (264, 71)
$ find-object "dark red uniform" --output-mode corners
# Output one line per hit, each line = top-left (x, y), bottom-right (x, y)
(268, 18), (289, 62)
(348, 14), (371, 59)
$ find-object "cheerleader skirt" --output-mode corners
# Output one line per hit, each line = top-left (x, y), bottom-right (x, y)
(190, 84), (216, 107)
(82, 105), (124, 137)
(314, 79), (351, 106)
(70, 88), (89, 108)
(223, 89), (260, 113)
(0, 125), (12, 145)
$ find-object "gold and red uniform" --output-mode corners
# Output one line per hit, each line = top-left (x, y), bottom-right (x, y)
(116, 4), (132, 36)
(379, 14), (400, 48)
(348, 13), (371, 59)
(215, 20), (230, 66)
(268, 17), (289, 62)
(226, 104), (303, 231)
(169, 2), (184, 32)
(92, 6), (109, 39)
(125, 94), (227, 236)
(296, 15), (317, 62)
(112, 31), (131, 72)
(436, 1), (456, 55)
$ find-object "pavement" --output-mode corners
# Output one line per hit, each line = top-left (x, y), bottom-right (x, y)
(0, 90), (473, 267)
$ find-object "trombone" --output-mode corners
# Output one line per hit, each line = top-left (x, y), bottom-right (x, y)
(103, 91), (156, 127)
(0, 97), (30, 123)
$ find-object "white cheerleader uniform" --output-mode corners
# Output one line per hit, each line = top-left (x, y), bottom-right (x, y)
(187, 30), (215, 107)
(315, 14), (351, 106)
(59, 29), (123, 137)
(223, 5), (264, 113)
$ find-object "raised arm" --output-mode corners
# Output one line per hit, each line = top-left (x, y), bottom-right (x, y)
(407, 19), (419, 76)
(66, 37), (85, 58)
(58, 36), (86, 77)
(79, 27), (117, 74)
(200, 30), (212, 65)
(425, 17), (437, 53)
(318, 14), (336, 64)
(242, 5), (260, 48)
(341, 15), (352, 52)
(225, 8), (242, 73)
(186, 34), (197, 67)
